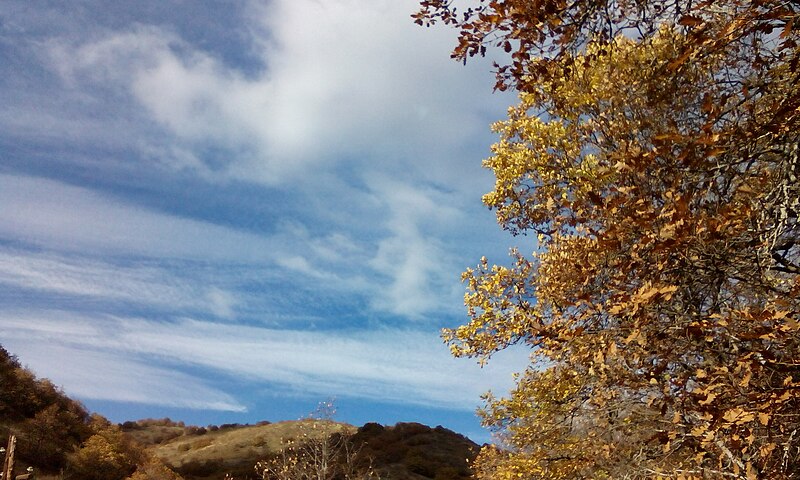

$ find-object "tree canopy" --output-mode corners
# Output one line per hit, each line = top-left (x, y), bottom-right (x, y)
(416, 0), (799, 478)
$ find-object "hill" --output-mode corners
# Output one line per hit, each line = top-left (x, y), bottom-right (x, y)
(126, 418), (354, 479)
(350, 422), (478, 480)
(128, 419), (478, 480)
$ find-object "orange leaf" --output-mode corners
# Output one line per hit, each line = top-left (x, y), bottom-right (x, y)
(678, 15), (703, 27)
(780, 17), (794, 39)
(758, 412), (770, 426)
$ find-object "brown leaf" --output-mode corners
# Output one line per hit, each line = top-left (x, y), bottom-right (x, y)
(678, 15), (703, 27)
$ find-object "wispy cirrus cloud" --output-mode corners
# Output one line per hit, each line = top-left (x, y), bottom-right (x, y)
(0, 331), (246, 412)
(0, 249), (241, 319)
(0, 171), (485, 320)
(0, 310), (526, 411)
(0, 173), (278, 261)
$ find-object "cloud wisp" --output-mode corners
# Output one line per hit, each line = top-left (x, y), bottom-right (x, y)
(0, 169), (490, 320)
(0, 310), (526, 412)
(1, 332), (246, 412)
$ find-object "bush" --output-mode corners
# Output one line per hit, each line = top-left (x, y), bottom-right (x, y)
(175, 459), (224, 477)
(66, 424), (144, 480)
(121, 421), (139, 431)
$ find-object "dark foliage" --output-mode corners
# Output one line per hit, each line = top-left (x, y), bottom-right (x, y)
(350, 422), (478, 480)
(0, 345), (91, 472)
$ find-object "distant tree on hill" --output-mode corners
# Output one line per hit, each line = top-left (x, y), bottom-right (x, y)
(255, 400), (377, 480)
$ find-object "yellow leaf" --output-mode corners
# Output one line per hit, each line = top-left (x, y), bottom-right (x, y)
(746, 462), (757, 480)
(624, 329), (641, 344)
(608, 304), (625, 315)
(658, 285), (678, 295)
(698, 392), (717, 405)
(739, 370), (752, 387)
(723, 408), (755, 425)
(758, 412), (770, 426)
(760, 443), (777, 457)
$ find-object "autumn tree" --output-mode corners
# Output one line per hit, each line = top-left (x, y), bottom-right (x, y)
(416, 0), (799, 478)
(125, 456), (185, 480)
(66, 416), (146, 480)
(16, 403), (86, 470)
(255, 401), (377, 480)
(0, 345), (91, 472)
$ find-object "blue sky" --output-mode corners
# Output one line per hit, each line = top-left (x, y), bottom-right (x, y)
(0, 0), (527, 442)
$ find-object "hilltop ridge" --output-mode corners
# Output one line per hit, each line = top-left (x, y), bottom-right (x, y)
(125, 417), (478, 480)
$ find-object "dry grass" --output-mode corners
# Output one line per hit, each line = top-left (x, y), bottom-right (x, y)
(124, 424), (187, 446)
(147, 419), (354, 478)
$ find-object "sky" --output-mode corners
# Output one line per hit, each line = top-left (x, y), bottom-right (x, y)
(0, 0), (528, 442)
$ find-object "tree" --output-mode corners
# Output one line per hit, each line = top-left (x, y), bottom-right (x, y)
(255, 401), (377, 480)
(17, 403), (84, 470)
(416, 1), (799, 478)
(0, 345), (92, 472)
(124, 456), (184, 480)
(255, 430), (377, 480)
(66, 417), (146, 480)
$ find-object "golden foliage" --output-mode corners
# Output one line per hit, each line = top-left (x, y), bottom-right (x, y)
(125, 456), (184, 480)
(66, 423), (144, 480)
(418, 0), (800, 478)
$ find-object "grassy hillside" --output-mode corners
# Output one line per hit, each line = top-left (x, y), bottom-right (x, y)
(130, 419), (353, 479)
(128, 419), (478, 480)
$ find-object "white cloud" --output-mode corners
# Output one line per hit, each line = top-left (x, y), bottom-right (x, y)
(0, 0), (516, 320)
(0, 311), (527, 411)
(205, 287), (239, 319)
(0, 173), (280, 261)
(0, 1), (525, 424)
(0, 331), (245, 412)
(368, 178), (467, 317)
(0, 249), (239, 317)
(40, 0), (505, 187)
